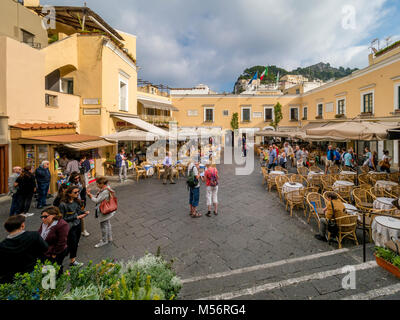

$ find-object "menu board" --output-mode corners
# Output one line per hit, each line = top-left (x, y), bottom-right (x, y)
(25, 145), (36, 168)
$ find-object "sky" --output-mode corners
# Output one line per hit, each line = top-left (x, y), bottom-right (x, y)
(40, 0), (400, 93)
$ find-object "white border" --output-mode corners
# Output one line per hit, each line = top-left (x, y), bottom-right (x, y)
(336, 97), (346, 115)
(360, 89), (374, 114)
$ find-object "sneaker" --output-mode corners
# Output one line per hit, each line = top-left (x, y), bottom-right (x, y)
(94, 241), (109, 248)
(70, 261), (83, 267)
(314, 234), (327, 242)
(82, 230), (90, 237)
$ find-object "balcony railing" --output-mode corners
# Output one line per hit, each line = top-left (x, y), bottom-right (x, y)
(45, 94), (58, 107)
(23, 41), (42, 49)
(139, 114), (174, 124)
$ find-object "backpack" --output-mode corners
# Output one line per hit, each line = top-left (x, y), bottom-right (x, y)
(186, 167), (198, 188)
(208, 168), (218, 187)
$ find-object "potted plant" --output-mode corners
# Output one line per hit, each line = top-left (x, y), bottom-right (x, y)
(374, 246), (400, 279)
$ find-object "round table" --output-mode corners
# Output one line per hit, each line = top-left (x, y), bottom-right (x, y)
(307, 171), (324, 180)
(343, 203), (362, 222)
(143, 165), (154, 176)
(270, 171), (285, 177)
(373, 197), (396, 210)
(340, 171), (357, 175)
(282, 182), (304, 194)
(375, 180), (398, 191)
(368, 171), (381, 175)
(372, 216), (400, 247)
(333, 180), (354, 188)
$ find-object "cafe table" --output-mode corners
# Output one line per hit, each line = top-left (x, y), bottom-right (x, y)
(372, 216), (400, 247)
(373, 197), (396, 210)
(375, 180), (398, 192)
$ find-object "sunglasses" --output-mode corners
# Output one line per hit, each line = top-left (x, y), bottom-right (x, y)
(40, 215), (49, 219)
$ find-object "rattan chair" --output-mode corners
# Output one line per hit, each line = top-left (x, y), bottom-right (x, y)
(368, 187), (393, 200)
(286, 189), (306, 217)
(135, 165), (147, 181)
(359, 183), (372, 190)
(352, 188), (374, 211)
(358, 173), (369, 185)
(297, 166), (309, 177)
(328, 165), (340, 174)
(276, 175), (290, 202)
(360, 165), (370, 173)
(309, 174), (322, 192)
(306, 192), (325, 228)
(261, 167), (269, 186)
(388, 172), (400, 183)
(267, 173), (277, 192)
(309, 165), (323, 173)
(335, 185), (353, 202)
(332, 215), (359, 249)
(322, 191), (349, 204)
(155, 164), (165, 180)
(290, 174), (308, 187)
(388, 185), (400, 197)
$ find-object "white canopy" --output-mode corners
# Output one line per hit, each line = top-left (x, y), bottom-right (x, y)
(102, 129), (159, 141)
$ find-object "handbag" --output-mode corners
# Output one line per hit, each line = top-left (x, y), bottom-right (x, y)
(99, 188), (118, 215)
(327, 200), (339, 238)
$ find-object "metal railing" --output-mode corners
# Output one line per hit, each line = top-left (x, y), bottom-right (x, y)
(138, 114), (174, 123)
(45, 93), (58, 107)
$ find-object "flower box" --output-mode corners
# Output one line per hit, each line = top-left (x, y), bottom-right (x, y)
(315, 116), (323, 119)
(374, 253), (400, 279)
(335, 114), (346, 119)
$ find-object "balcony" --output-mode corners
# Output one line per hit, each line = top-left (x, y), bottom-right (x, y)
(45, 93), (58, 107)
(44, 90), (80, 124)
(22, 41), (42, 49)
(138, 114), (174, 127)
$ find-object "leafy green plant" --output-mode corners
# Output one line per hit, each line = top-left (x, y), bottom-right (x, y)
(270, 102), (283, 129)
(375, 246), (396, 263)
(231, 112), (239, 131)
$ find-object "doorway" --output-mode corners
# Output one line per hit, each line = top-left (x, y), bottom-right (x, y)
(0, 145), (9, 194)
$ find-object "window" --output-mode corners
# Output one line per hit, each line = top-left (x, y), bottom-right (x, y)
(204, 108), (214, 122)
(119, 78), (128, 111)
(241, 107), (251, 122)
(303, 107), (308, 120)
(395, 84), (400, 110)
(290, 108), (299, 121)
(337, 99), (345, 114)
(21, 29), (34, 45)
(363, 92), (373, 113)
(223, 110), (229, 116)
(61, 78), (73, 94)
(264, 107), (273, 121)
(317, 103), (323, 117)
(296, 89), (300, 94)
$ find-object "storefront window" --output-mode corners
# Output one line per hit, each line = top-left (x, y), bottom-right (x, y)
(25, 145), (36, 168)
(38, 145), (49, 165)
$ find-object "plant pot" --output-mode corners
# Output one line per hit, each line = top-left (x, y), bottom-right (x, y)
(374, 253), (400, 279)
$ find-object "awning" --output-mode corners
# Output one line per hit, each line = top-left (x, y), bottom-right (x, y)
(138, 98), (179, 111)
(388, 128), (400, 140)
(113, 116), (170, 137)
(306, 121), (400, 141)
(255, 130), (292, 138)
(102, 129), (158, 141)
(64, 140), (115, 150)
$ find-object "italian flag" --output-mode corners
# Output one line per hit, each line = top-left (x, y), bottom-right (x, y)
(260, 66), (268, 81)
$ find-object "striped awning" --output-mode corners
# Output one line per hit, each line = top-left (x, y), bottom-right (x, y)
(64, 140), (115, 150)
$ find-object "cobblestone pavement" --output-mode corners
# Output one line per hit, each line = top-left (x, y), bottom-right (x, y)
(1, 153), (400, 300)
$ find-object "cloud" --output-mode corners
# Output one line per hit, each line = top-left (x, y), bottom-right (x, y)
(40, 0), (393, 92)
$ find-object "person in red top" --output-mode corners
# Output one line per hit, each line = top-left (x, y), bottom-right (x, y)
(273, 143), (279, 157)
(204, 163), (219, 217)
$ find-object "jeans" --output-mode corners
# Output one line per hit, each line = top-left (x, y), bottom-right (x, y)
(189, 187), (200, 207)
(267, 163), (275, 172)
(37, 182), (50, 207)
(67, 222), (82, 259)
(119, 165), (127, 182)
(9, 194), (19, 216)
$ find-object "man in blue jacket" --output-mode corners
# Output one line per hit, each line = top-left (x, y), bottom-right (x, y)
(115, 148), (128, 183)
(35, 161), (51, 209)
(325, 145), (335, 174)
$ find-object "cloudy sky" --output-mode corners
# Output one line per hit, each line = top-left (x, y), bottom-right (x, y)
(41, 0), (400, 92)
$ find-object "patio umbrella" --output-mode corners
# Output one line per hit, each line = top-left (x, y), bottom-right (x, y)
(306, 121), (399, 141)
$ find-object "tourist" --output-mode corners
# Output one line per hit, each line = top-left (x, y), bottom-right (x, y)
(64, 157), (80, 179)
(314, 192), (350, 242)
(115, 148), (128, 183)
(8, 166), (22, 216)
(68, 172), (90, 237)
(370, 151), (378, 171)
(204, 163), (219, 217)
(35, 160), (51, 209)
(87, 177), (116, 248)
(59, 185), (90, 267)
(380, 150), (391, 173)
(363, 147), (372, 167)
(343, 149), (354, 169)
(261, 149), (269, 167)
(162, 151), (176, 184)
(278, 152), (288, 168)
(294, 145), (303, 168)
(188, 161), (201, 218)
(302, 147), (309, 167)
(284, 142), (294, 167)
(53, 183), (69, 208)
(0, 215), (48, 284)
(340, 148), (347, 167)
(38, 206), (69, 275)
(273, 143), (279, 157)
(325, 145), (335, 174)
(58, 155), (69, 173)
(267, 145), (277, 172)
(79, 155), (91, 187)
(14, 166), (36, 217)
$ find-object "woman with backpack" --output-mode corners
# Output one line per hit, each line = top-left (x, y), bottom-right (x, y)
(86, 177), (116, 248)
(204, 163), (219, 217)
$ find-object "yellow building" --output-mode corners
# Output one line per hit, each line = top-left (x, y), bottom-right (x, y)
(172, 44), (400, 167)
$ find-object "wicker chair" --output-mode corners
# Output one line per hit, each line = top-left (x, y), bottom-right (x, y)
(334, 185), (353, 202)
(328, 165), (340, 174)
(276, 175), (290, 202)
(332, 215), (359, 249)
(155, 164), (165, 180)
(360, 165), (370, 173)
(286, 189), (306, 217)
(322, 191), (349, 204)
(306, 192), (325, 228)
(358, 173), (369, 185)
(359, 183), (373, 190)
(368, 187), (393, 200)
(388, 185), (400, 197)
(135, 165), (147, 182)
(342, 165), (356, 172)
(309, 165), (323, 173)
(388, 172), (400, 183)
(353, 188), (374, 211)
(267, 173), (277, 192)
(309, 174), (322, 192)
(261, 167), (269, 186)
(369, 174), (387, 185)
(297, 166), (309, 177)
(291, 174), (308, 186)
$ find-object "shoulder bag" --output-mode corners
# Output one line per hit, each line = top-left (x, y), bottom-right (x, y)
(99, 188), (118, 215)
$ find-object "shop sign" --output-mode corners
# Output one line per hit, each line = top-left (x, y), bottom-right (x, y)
(83, 98), (101, 105)
(83, 108), (101, 115)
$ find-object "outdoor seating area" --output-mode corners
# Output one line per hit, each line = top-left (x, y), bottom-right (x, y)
(261, 162), (400, 249)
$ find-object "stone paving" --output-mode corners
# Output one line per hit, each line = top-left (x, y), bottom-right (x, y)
(1, 152), (400, 300)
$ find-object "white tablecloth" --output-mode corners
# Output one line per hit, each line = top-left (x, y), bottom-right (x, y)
(340, 171), (357, 176)
(375, 180), (398, 191)
(368, 171), (381, 175)
(282, 182), (304, 194)
(344, 203), (361, 222)
(308, 171), (324, 179)
(372, 216), (400, 247)
(333, 180), (354, 188)
(270, 171), (285, 176)
(373, 197), (396, 210)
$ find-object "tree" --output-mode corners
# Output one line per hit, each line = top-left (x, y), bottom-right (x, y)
(270, 102), (283, 129)
(231, 112), (239, 131)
